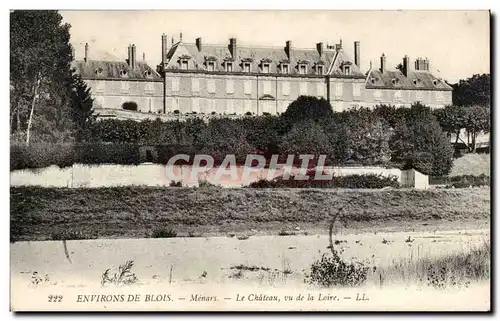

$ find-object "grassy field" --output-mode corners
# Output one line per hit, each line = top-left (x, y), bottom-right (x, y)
(451, 153), (490, 176)
(10, 186), (490, 241)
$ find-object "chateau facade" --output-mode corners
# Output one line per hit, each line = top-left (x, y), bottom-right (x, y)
(73, 34), (453, 119)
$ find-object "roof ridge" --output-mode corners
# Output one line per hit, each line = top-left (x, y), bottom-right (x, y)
(183, 42), (330, 51)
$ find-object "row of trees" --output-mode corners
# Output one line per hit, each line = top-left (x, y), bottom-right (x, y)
(10, 10), (94, 145)
(86, 98), (455, 176)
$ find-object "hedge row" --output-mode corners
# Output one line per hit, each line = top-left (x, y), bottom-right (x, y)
(247, 172), (400, 189)
(430, 174), (490, 188)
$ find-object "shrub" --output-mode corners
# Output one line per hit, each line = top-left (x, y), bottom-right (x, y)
(169, 180), (182, 187)
(101, 260), (138, 286)
(173, 110), (180, 114)
(122, 102), (138, 111)
(305, 252), (369, 287)
(51, 230), (98, 240)
(248, 173), (400, 189)
(151, 228), (177, 238)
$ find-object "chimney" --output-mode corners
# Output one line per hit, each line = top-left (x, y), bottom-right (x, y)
(285, 40), (292, 60)
(316, 42), (324, 58)
(127, 45), (132, 67)
(380, 53), (386, 73)
(161, 33), (168, 63)
(84, 43), (89, 62)
(354, 41), (360, 68)
(196, 37), (202, 52)
(229, 38), (237, 58)
(402, 55), (410, 77)
(131, 44), (137, 69)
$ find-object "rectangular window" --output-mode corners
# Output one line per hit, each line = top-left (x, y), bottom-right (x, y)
(145, 82), (155, 95)
(96, 81), (105, 93)
(435, 91), (443, 102)
(263, 81), (271, 95)
(353, 83), (361, 97)
(172, 97), (179, 111)
(120, 81), (130, 94)
(299, 65), (307, 75)
(207, 99), (215, 113)
(282, 82), (290, 96)
(281, 64), (289, 74)
(226, 100), (234, 114)
(172, 77), (180, 92)
(192, 98), (200, 113)
(207, 79), (215, 93)
(244, 80), (252, 95)
(300, 82), (308, 95)
(181, 61), (188, 70)
(244, 100), (252, 113)
(262, 64), (270, 74)
(316, 66), (324, 75)
(226, 79), (234, 94)
(335, 83), (343, 98)
(394, 90), (402, 101)
(316, 83), (324, 97)
(191, 78), (200, 92)
(207, 61), (215, 72)
(373, 90), (382, 101)
(243, 63), (251, 73)
(225, 62), (233, 72)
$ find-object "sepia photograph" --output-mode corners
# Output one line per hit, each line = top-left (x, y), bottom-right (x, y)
(9, 9), (491, 312)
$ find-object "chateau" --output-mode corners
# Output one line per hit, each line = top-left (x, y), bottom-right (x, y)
(72, 34), (453, 119)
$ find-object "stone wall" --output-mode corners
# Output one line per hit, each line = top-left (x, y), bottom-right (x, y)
(9, 164), (424, 189)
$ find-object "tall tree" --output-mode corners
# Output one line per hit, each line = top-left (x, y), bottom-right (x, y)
(10, 10), (73, 144)
(451, 74), (491, 107)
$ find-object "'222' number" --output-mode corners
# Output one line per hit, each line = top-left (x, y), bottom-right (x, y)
(48, 295), (63, 303)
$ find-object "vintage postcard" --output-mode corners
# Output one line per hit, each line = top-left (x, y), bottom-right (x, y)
(9, 10), (491, 312)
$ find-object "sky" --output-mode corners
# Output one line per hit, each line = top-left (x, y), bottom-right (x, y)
(60, 10), (490, 83)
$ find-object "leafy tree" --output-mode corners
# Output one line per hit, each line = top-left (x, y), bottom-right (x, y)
(10, 10), (74, 144)
(451, 74), (491, 107)
(390, 111), (453, 176)
(69, 74), (95, 142)
(280, 120), (335, 164)
(338, 108), (392, 165)
(281, 96), (334, 129)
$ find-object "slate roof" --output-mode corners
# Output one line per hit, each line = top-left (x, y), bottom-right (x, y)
(163, 41), (365, 78)
(365, 69), (452, 91)
(72, 60), (162, 81)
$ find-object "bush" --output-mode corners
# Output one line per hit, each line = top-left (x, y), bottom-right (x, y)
(51, 230), (98, 240)
(430, 174), (490, 188)
(151, 228), (177, 238)
(248, 173), (400, 189)
(122, 101), (138, 111)
(305, 252), (369, 287)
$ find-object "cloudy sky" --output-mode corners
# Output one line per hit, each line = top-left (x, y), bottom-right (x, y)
(61, 10), (490, 83)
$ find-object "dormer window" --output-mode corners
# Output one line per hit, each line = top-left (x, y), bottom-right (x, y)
(95, 68), (103, 75)
(281, 64), (289, 74)
(144, 70), (152, 77)
(391, 78), (400, 85)
(224, 61), (233, 72)
(243, 62), (251, 73)
(119, 70), (128, 77)
(316, 65), (324, 75)
(298, 64), (307, 75)
(371, 78), (375, 84)
(433, 79), (438, 86)
(344, 66), (350, 75)
(262, 63), (270, 74)
(207, 61), (215, 72)
(180, 60), (189, 70)
(413, 79), (421, 86)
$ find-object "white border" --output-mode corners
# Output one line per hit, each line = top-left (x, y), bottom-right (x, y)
(2, 1), (498, 320)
